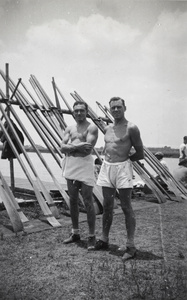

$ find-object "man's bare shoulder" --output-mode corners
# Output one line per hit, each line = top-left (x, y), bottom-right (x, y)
(104, 124), (113, 132)
(88, 122), (98, 133)
(127, 121), (140, 132)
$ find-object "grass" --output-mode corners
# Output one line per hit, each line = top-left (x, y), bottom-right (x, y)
(0, 195), (186, 300)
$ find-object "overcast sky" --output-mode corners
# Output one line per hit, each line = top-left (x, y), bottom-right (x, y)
(0, 0), (186, 148)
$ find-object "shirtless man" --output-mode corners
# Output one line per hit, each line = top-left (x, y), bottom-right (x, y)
(61, 101), (98, 250)
(95, 97), (144, 261)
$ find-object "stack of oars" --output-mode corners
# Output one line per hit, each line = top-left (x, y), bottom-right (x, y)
(0, 71), (71, 229)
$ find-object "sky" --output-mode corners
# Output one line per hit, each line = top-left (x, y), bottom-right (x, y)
(0, 0), (186, 148)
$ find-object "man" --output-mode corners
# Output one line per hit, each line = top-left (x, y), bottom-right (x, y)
(61, 101), (98, 250)
(154, 152), (169, 191)
(155, 152), (169, 171)
(95, 97), (144, 261)
(173, 159), (187, 188)
(179, 136), (187, 163)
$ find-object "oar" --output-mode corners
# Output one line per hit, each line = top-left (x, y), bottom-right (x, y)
(0, 182), (24, 233)
(132, 162), (165, 203)
(8, 103), (70, 208)
(0, 171), (29, 222)
(29, 75), (63, 136)
(0, 108), (61, 227)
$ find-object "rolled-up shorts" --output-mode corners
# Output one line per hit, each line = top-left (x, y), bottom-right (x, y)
(97, 159), (133, 189)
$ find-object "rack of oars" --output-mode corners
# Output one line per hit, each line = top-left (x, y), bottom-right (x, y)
(0, 67), (186, 234)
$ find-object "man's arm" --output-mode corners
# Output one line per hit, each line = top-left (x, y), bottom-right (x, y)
(129, 125), (144, 161)
(86, 124), (98, 148)
(60, 127), (77, 154)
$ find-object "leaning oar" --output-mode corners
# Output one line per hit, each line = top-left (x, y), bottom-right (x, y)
(133, 162), (166, 203)
(23, 80), (63, 140)
(8, 103), (70, 209)
(0, 107), (61, 227)
(29, 75), (63, 136)
(0, 183), (24, 233)
(0, 171), (29, 222)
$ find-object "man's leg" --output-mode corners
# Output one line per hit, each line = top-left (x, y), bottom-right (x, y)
(95, 187), (115, 250)
(81, 183), (96, 250)
(63, 180), (80, 243)
(81, 183), (95, 235)
(119, 188), (136, 260)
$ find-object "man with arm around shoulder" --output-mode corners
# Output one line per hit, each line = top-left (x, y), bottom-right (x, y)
(95, 97), (144, 261)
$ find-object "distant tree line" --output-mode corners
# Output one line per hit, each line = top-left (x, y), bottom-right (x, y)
(0, 144), (179, 157)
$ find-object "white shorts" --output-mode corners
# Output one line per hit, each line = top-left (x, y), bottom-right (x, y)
(97, 159), (133, 189)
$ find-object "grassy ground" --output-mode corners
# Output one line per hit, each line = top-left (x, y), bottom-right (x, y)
(0, 195), (186, 300)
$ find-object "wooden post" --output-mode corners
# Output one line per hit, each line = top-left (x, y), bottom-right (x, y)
(5, 63), (15, 194)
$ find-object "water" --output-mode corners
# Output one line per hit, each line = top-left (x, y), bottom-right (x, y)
(0, 152), (179, 184)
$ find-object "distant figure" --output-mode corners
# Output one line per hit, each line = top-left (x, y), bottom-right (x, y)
(154, 152), (169, 190)
(155, 152), (169, 171)
(173, 159), (187, 188)
(179, 136), (187, 164)
(0, 120), (24, 160)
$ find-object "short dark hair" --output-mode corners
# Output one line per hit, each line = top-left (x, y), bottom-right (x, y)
(183, 136), (187, 140)
(109, 97), (125, 107)
(73, 101), (88, 111)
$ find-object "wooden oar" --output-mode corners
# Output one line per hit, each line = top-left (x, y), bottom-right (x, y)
(0, 109), (61, 227)
(0, 182), (24, 233)
(0, 171), (29, 222)
(29, 75), (64, 136)
(22, 80), (64, 141)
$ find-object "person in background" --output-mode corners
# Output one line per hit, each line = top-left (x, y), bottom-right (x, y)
(154, 151), (169, 191)
(155, 152), (169, 171)
(60, 101), (98, 250)
(95, 97), (144, 262)
(179, 136), (187, 164)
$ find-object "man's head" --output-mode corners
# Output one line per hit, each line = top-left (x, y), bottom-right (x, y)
(155, 152), (164, 160)
(109, 97), (126, 119)
(73, 101), (88, 122)
(183, 136), (187, 144)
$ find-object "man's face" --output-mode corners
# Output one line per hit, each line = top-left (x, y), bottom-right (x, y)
(109, 99), (125, 119)
(73, 104), (87, 122)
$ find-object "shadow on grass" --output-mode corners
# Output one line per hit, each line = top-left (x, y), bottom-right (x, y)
(109, 244), (163, 260)
(76, 240), (163, 261)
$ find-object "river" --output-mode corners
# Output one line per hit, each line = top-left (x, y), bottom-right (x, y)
(0, 152), (179, 184)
